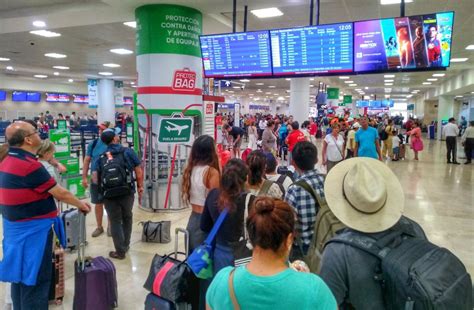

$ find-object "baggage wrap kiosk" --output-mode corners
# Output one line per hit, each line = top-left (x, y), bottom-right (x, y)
(135, 4), (203, 212)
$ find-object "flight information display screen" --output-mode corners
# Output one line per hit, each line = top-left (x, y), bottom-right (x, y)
(200, 31), (272, 78)
(270, 23), (354, 76)
(354, 12), (454, 72)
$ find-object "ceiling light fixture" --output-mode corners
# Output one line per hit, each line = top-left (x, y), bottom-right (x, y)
(285, 78), (291, 81)
(427, 78), (438, 81)
(384, 80), (394, 83)
(433, 73), (445, 77)
(385, 83), (393, 86)
(68, 79), (74, 83)
(110, 48), (133, 55)
(365, 87), (369, 90)
(34, 74), (48, 78)
(268, 86), (276, 88)
(98, 72), (113, 76)
(30, 30), (61, 37)
(103, 63), (121, 68)
(240, 79), (250, 82)
(53, 72), (59, 76)
(381, 0), (413, 5)
(256, 83), (264, 86)
(0, 57), (10, 61)
(123, 21), (137, 28)
(422, 82), (432, 85)
(455, 95), (463, 98)
(45, 53), (67, 58)
(339, 76), (350, 80)
(384, 74), (395, 78)
(32, 20), (46, 28)
(53, 66), (69, 70)
(250, 7), (283, 18)
(6, 66), (14, 71)
(450, 58), (468, 62)
(465, 45), (474, 50)
(349, 84), (357, 87)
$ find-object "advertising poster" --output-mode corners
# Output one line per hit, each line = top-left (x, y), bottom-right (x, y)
(114, 81), (124, 108)
(354, 12), (454, 72)
(49, 129), (71, 158)
(88, 79), (98, 108)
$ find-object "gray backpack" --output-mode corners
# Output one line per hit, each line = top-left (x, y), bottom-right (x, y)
(327, 218), (472, 310)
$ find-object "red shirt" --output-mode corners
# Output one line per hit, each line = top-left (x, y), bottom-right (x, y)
(309, 123), (317, 135)
(287, 130), (306, 151)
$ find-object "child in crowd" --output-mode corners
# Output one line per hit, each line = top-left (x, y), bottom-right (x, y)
(392, 130), (400, 161)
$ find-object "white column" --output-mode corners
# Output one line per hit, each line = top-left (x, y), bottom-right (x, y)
(437, 95), (454, 140)
(97, 79), (116, 125)
(289, 78), (310, 124)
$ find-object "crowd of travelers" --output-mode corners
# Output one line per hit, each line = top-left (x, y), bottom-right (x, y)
(0, 110), (472, 309)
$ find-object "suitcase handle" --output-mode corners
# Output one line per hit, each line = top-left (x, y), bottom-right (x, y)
(77, 212), (87, 271)
(174, 228), (189, 259)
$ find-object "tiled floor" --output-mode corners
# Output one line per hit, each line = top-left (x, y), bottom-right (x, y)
(0, 139), (472, 309)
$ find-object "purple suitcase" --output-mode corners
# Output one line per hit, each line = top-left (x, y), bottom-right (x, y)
(73, 214), (118, 310)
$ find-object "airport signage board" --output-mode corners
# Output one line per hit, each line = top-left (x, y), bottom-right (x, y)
(157, 117), (193, 144)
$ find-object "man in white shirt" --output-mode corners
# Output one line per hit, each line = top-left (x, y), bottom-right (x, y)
(461, 121), (474, 164)
(442, 117), (460, 164)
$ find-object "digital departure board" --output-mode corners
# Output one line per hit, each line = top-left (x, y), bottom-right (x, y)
(270, 23), (354, 76)
(200, 31), (272, 78)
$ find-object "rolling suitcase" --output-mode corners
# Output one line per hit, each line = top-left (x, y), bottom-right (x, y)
(49, 245), (65, 305)
(144, 228), (196, 310)
(399, 144), (406, 159)
(60, 202), (86, 250)
(73, 213), (118, 310)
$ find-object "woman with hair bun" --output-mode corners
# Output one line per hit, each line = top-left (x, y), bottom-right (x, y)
(201, 158), (256, 274)
(246, 150), (283, 199)
(206, 197), (337, 310)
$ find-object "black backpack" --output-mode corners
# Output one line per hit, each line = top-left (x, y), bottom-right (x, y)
(379, 127), (389, 141)
(99, 148), (133, 199)
(327, 218), (472, 310)
(274, 174), (287, 197)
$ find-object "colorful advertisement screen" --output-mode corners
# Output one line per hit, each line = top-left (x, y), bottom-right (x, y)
(0, 90), (6, 101)
(271, 22), (354, 76)
(73, 94), (89, 104)
(123, 97), (133, 105)
(354, 12), (454, 73)
(46, 93), (70, 102)
(12, 91), (27, 101)
(200, 31), (272, 78)
(26, 92), (41, 102)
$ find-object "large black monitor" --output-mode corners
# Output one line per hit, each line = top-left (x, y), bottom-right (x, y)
(270, 22), (354, 76)
(354, 12), (454, 73)
(200, 31), (272, 78)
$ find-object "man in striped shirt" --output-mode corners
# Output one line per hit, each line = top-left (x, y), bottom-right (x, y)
(0, 121), (90, 310)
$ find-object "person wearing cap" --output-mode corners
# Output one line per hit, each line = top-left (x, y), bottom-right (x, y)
(82, 121), (111, 237)
(346, 122), (360, 159)
(96, 127), (143, 259)
(318, 158), (426, 309)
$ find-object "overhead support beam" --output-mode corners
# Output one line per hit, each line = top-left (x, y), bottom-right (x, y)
(309, 0), (314, 25)
(232, 0), (237, 33)
(316, 0), (321, 25)
(400, 0), (405, 17)
(243, 5), (248, 32)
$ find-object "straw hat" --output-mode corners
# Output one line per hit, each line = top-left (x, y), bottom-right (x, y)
(324, 157), (404, 233)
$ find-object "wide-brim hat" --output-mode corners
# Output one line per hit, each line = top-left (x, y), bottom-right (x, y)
(324, 157), (404, 233)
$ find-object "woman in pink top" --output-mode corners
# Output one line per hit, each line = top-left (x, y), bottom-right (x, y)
(407, 122), (423, 160)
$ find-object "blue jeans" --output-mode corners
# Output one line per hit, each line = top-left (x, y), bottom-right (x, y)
(11, 230), (53, 310)
(214, 244), (234, 274)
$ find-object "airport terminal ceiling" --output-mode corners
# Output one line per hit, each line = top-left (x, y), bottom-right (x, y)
(0, 0), (473, 101)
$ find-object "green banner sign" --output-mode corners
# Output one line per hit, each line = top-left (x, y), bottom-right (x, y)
(59, 157), (79, 175)
(57, 119), (67, 130)
(49, 129), (71, 158)
(327, 88), (340, 100)
(136, 4), (202, 56)
(126, 122), (133, 143)
(343, 95), (353, 104)
(64, 175), (87, 199)
(158, 117), (193, 144)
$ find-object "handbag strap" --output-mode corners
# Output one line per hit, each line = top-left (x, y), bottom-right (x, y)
(204, 208), (229, 245)
(330, 134), (344, 159)
(243, 193), (252, 243)
(228, 268), (240, 310)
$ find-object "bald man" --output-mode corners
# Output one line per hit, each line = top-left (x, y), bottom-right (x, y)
(0, 121), (91, 310)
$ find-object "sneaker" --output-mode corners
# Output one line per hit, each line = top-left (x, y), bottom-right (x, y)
(465, 161), (471, 164)
(453, 161), (461, 165)
(107, 226), (112, 237)
(109, 251), (125, 260)
(91, 227), (104, 238)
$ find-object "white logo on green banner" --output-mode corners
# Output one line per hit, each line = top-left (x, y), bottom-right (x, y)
(158, 117), (193, 144)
